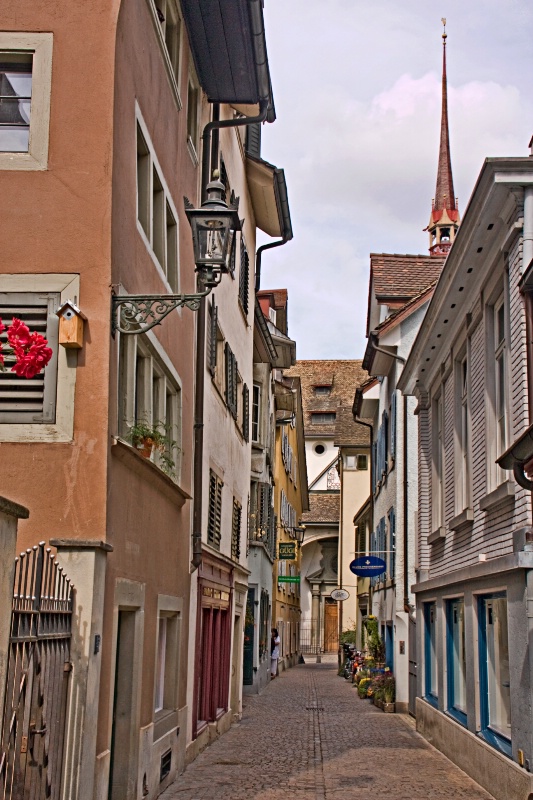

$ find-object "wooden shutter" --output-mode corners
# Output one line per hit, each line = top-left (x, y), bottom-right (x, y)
(208, 301), (218, 376)
(207, 470), (223, 548)
(0, 292), (60, 424)
(239, 239), (249, 314)
(242, 383), (249, 441)
(225, 343), (237, 418)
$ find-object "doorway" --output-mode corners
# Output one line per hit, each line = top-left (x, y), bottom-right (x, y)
(324, 599), (338, 652)
(108, 610), (137, 800)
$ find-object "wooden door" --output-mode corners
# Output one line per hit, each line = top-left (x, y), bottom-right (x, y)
(324, 601), (338, 652)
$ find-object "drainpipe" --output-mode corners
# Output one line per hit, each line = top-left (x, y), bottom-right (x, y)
(255, 169), (293, 292)
(192, 99), (270, 570)
(403, 394), (412, 614)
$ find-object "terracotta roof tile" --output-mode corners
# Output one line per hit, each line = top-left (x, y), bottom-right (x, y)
(334, 407), (371, 447)
(301, 493), (339, 524)
(370, 253), (445, 301)
(284, 360), (368, 436)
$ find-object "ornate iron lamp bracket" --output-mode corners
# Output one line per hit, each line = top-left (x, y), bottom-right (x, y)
(112, 289), (211, 335)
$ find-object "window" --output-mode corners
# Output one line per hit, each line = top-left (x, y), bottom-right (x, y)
(231, 498), (242, 561)
(494, 297), (508, 479)
(357, 454), (368, 471)
(424, 601), (438, 706)
(456, 354), (471, 512)
(0, 291), (59, 423)
(387, 507), (396, 580)
(314, 443), (326, 455)
(136, 118), (180, 290)
(311, 412), (336, 425)
(239, 237), (250, 315)
(119, 333), (182, 481)
(432, 391), (445, 532)
(447, 598), (467, 726)
(478, 594), (511, 755)
(252, 384), (260, 442)
(207, 470), (223, 548)
(154, 595), (182, 733)
(154, 0), (182, 86)
(314, 385), (331, 396)
(186, 75), (199, 157)
(0, 274), (79, 442)
(0, 33), (53, 170)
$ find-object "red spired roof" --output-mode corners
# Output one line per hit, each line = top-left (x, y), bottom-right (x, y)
(370, 253), (445, 301)
(433, 26), (456, 214)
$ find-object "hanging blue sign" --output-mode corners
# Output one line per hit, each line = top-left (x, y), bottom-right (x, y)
(349, 556), (387, 577)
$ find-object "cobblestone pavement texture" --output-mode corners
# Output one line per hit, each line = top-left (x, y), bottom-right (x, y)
(161, 659), (495, 800)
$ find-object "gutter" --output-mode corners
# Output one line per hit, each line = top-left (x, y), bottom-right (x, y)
(255, 168), (293, 292)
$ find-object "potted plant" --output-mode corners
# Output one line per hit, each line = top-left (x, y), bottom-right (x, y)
(383, 675), (396, 712)
(126, 420), (178, 477)
(357, 677), (371, 698)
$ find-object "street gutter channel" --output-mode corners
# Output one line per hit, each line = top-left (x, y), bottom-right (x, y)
(308, 674), (326, 800)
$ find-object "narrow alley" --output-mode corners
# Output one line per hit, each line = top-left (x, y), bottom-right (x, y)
(161, 658), (494, 800)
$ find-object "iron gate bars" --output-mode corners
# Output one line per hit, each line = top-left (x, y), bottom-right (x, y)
(0, 543), (74, 800)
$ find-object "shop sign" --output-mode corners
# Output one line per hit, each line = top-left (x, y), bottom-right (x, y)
(330, 588), (350, 601)
(349, 556), (386, 577)
(279, 542), (296, 560)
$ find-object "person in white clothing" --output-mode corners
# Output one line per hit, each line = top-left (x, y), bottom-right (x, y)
(271, 628), (280, 678)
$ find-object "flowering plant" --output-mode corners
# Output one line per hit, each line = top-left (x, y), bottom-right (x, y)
(0, 317), (53, 379)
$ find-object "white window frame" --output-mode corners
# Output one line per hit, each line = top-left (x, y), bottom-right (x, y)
(146, 0), (184, 110)
(0, 274), (79, 442)
(251, 383), (261, 443)
(186, 69), (200, 165)
(136, 107), (180, 292)
(0, 32), (53, 171)
(432, 389), (445, 533)
(486, 293), (509, 490)
(455, 349), (471, 514)
(119, 329), (183, 482)
(154, 594), (182, 734)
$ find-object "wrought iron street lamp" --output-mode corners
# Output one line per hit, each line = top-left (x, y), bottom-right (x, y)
(112, 179), (241, 335)
(294, 525), (306, 546)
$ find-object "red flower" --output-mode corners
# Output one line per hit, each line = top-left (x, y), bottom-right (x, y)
(4, 318), (53, 379)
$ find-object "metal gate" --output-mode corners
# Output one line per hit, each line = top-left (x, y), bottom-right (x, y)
(408, 615), (417, 717)
(0, 543), (73, 799)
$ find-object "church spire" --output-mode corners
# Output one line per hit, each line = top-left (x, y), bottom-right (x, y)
(427, 19), (460, 256)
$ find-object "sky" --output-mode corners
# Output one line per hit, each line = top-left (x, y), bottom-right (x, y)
(256, 0), (533, 359)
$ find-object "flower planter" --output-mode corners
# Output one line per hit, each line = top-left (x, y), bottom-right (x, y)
(136, 437), (154, 459)
(383, 702), (395, 713)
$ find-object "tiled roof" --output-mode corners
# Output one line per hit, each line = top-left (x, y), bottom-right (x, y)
(284, 360), (368, 437)
(334, 407), (371, 447)
(370, 253), (445, 301)
(301, 493), (339, 524)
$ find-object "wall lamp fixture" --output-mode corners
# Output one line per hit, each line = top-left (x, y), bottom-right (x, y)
(112, 179), (241, 335)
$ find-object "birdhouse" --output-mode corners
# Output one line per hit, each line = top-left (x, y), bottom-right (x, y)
(55, 300), (86, 349)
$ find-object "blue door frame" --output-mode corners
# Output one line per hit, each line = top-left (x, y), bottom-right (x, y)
(477, 593), (512, 757)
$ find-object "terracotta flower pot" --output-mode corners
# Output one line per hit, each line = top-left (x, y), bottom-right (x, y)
(136, 437), (154, 458)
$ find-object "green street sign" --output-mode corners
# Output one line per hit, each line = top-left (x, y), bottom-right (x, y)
(278, 576), (300, 583)
(278, 542), (296, 560)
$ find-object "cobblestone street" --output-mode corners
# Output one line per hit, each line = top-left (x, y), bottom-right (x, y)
(161, 659), (495, 800)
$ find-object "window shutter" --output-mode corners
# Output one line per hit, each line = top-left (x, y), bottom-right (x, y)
(207, 470), (223, 548)
(239, 239), (249, 315)
(390, 392), (397, 460)
(208, 302), (217, 376)
(242, 383), (249, 441)
(0, 292), (60, 424)
(225, 342), (232, 409)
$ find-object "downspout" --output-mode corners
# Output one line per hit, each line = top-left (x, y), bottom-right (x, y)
(192, 99), (270, 570)
(255, 169), (292, 292)
(403, 394), (412, 614)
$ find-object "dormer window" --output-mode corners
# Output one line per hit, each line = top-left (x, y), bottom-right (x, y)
(311, 412), (336, 425)
(314, 385), (331, 396)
